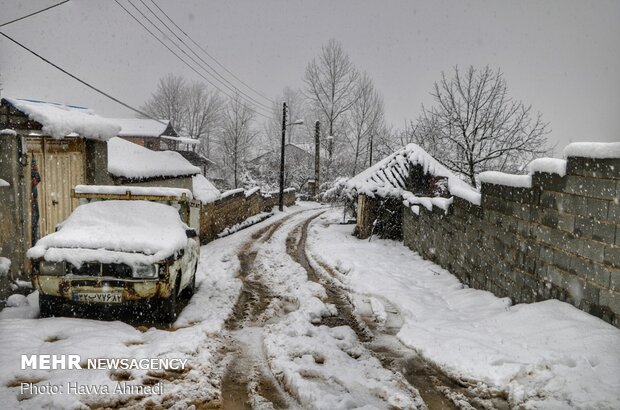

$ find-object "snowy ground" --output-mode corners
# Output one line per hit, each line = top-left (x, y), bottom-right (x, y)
(306, 209), (620, 410)
(3, 204), (618, 409)
(0, 204), (311, 409)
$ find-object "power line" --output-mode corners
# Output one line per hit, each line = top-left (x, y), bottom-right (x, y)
(0, 31), (164, 123)
(125, 0), (272, 113)
(137, 0), (274, 110)
(149, 0), (274, 105)
(0, 1), (70, 28)
(114, 0), (272, 118)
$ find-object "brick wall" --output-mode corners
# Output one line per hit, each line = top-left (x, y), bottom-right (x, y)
(402, 156), (620, 327)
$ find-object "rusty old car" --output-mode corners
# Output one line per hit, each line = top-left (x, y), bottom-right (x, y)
(27, 199), (199, 322)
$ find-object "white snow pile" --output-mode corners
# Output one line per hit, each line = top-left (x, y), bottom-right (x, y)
(75, 184), (193, 200)
(161, 135), (199, 145)
(478, 171), (533, 188)
(0, 257), (10, 276)
(3, 98), (120, 140)
(563, 142), (620, 159)
(27, 200), (189, 268)
(347, 143), (481, 207)
(244, 187), (260, 197)
(112, 118), (169, 137)
(0, 178), (9, 187)
(192, 175), (221, 204)
(217, 212), (272, 238)
(108, 137), (200, 179)
(402, 191), (453, 214)
(220, 188), (244, 199)
(308, 210), (620, 410)
(528, 157), (568, 177)
(0, 128), (17, 136)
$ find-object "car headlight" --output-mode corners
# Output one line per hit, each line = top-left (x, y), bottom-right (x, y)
(39, 261), (66, 275)
(133, 264), (158, 279)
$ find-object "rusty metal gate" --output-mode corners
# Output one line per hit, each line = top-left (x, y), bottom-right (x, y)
(26, 138), (86, 239)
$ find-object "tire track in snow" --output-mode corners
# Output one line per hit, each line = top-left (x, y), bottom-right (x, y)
(303, 215), (511, 410)
(220, 210), (316, 409)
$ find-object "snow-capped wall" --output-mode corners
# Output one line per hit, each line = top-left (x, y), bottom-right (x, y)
(402, 146), (620, 328)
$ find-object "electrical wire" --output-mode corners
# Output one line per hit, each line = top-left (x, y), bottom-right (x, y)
(0, 31), (165, 123)
(0, 0), (70, 28)
(149, 0), (274, 105)
(137, 0), (274, 110)
(114, 0), (272, 118)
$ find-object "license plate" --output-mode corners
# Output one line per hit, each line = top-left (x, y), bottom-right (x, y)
(73, 292), (122, 304)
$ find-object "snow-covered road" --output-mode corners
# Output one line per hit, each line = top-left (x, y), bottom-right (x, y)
(1, 203), (617, 409)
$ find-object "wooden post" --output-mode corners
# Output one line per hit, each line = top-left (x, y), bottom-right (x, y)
(314, 121), (320, 200)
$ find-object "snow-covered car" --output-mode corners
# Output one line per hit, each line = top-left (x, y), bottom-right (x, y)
(27, 200), (199, 322)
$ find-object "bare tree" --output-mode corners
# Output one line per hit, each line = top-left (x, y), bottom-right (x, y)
(262, 87), (308, 153)
(219, 93), (259, 188)
(347, 72), (384, 175)
(303, 39), (360, 171)
(185, 81), (224, 156)
(141, 73), (187, 132)
(411, 66), (549, 185)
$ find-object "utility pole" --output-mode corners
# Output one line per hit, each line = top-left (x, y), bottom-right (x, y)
(278, 102), (287, 211)
(314, 121), (320, 200)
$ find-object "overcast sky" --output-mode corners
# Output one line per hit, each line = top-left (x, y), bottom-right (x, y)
(1, 0), (618, 153)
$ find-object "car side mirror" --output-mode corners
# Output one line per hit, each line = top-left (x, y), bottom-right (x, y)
(186, 229), (197, 238)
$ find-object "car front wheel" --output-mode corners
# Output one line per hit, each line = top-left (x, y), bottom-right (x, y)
(159, 275), (181, 324)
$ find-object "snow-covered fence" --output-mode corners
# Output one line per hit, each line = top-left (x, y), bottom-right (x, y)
(199, 188), (296, 243)
(402, 143), (620, 327)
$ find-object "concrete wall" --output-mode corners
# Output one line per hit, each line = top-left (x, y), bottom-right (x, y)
(402, 156), (620, 327)
(199, 190), (296, 244)
(0, 136), (27, 290)
(85, 140), (114, 185)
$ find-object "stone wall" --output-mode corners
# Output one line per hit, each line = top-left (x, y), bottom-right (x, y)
(402, 156), (620, 327)
(199, 190), (296, 244)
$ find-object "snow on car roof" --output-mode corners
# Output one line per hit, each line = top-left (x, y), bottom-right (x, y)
(27, 200), (189, 267)
(108, 137), (201, 179)
(112, 118), (170, 138)
(2, 98), (120, 140)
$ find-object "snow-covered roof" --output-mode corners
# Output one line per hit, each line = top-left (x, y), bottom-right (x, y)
(2, 98), (120, 140)
(112, 118), (170, 138)
(346, 143), (480, 204)
(161, 135), (199, 145)
(192, 175), (221, 204)
(563, 142), (620, 159)
(74, 184), (194, 200)
(0, 178), (9, 187)
(108, 137), (201, 180)
(27, 200), (189, 267)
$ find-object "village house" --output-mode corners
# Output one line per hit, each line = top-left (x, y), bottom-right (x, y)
(247, 143), (317, 194)
(0, 99), (204, 285)
(0, 98), (119, 290)
(113, 117), (180, 151)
